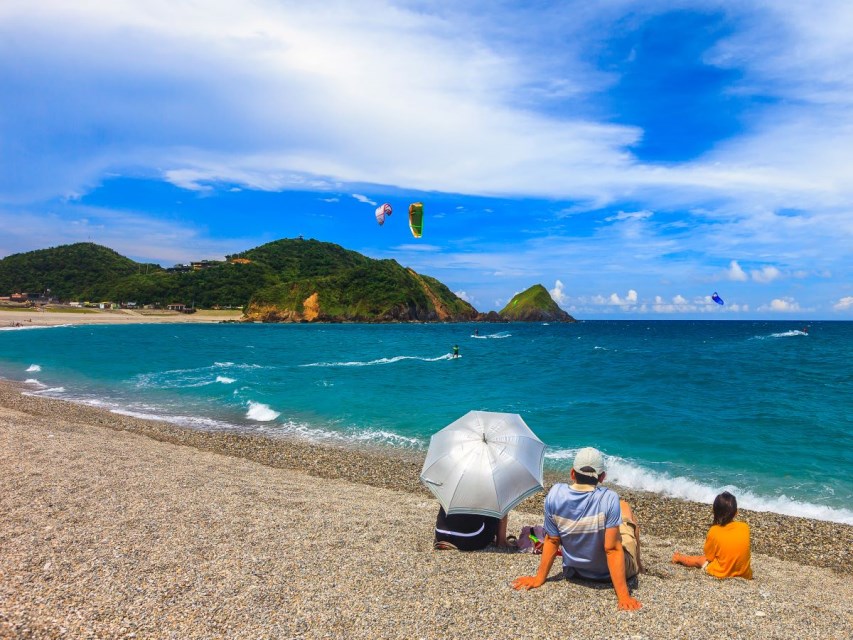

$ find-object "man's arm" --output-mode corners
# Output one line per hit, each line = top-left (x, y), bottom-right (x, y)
(604, 526), (642, 610)
(511, 534), (561, 590)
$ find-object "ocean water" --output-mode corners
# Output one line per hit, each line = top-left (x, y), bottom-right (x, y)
(1, 320), (851, 524)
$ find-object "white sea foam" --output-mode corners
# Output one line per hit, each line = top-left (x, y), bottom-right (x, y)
(769, 330), (807, 338)
(546, 449), (853, 525)
(753, 330), (808, 340)
(134, 362), (263, 389)
(301, 354), (455, 367)
(24, 378), (45, 387)
(471, 332), (512, 339)
(259, 419), (424, 449)
(30, 386), (66, 395)
(26, 364), (42, 372)
(245, 401), (281, 421)
(112, 408), (239, 432)
(0, 324), (73, 331)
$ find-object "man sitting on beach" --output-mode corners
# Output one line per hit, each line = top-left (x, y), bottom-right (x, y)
(512, 447), (642, 610)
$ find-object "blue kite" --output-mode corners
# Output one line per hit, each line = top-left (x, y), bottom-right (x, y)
(711, 292), (724, 305)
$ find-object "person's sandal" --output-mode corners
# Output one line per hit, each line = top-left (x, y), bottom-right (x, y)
(505, 535), (518, 549)
(434, 540), (458, 551)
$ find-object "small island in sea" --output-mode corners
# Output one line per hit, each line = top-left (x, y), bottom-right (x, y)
(0, 238), (575, 323)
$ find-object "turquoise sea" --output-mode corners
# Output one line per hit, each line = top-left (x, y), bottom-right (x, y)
(1, 320), (851, 524)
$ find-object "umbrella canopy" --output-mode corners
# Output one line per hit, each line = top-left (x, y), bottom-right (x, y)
(420, 410), (545, 518)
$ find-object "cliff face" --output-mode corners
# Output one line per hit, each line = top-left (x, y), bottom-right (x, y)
(499, 284), (576, 322)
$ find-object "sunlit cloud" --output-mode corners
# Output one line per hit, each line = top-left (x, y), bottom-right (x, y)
(833, 296), (853, 311)
(761, 297), (802, 313)
(549, 280), (567, 306)
(727, 260), (749, 282)
(751, 265), (781, 283)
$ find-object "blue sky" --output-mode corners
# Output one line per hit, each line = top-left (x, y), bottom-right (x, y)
(1, 1), (851, 318)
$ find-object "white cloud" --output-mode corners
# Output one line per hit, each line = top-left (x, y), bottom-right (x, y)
(727, 260), (748, 282)
(454, 290), (472, 303)
(0, 206), (258, 265)
(606, 289), (638, 306)
(751, 265), (781, 283)
(352, 194), (376, 206)
(604, 210), (653, 222)
(833, 296), (853, 310)
(673, 294), (688, 304)
(761, 297), (801, 312)
(549, 280), (567, 306)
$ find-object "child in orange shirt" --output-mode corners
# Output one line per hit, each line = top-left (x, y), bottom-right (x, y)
(672, 491), (753, 579)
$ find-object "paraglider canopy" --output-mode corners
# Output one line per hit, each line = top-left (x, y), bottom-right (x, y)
(712, 292), (724, 305)
(408, 202), (424, 238)
(375, 203), (392, 226)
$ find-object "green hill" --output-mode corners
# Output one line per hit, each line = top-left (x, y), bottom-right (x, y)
(499, 284), (576, 322)
(0, 243), (158, 301)
(241, 239), (477, 322)
(0, 239), (479, 322)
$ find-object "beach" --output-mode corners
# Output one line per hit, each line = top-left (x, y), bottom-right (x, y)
(1, 380), (851, 639)
(0, 308), (243, 328)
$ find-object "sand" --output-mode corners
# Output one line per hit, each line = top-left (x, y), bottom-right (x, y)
(0, 307), (243, 328)
(1, 381), (851, 639)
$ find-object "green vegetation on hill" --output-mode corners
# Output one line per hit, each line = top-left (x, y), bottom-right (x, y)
(0, 243), (157, 301)
(0, 239), (478, 322)
(499, 284), (576, 322)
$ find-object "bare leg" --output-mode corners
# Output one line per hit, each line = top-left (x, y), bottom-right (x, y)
(496, 514), (508, 547)
(620, 499), (641, 572)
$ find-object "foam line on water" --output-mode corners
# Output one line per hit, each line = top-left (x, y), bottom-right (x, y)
(257, 419), (424, 449)
(14, 386), (423, 450)
(28, 386), (66, 395)
(0, 324), (73, 331)
(753, 330), (807, 340)
(546, 449), (853, 525)
(26, 364), (42, 372)
(471, 332), (512, 339)
(301, 354), (455, 367)
(134, 362), (262, 389)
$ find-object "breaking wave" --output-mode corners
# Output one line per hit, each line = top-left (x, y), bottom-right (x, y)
(546, 449), (853, 525)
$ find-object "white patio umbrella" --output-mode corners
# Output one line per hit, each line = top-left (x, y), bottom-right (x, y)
(420, 410), (546, 518)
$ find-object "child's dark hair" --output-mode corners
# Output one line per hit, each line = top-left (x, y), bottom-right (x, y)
(713, 491), (738, 526)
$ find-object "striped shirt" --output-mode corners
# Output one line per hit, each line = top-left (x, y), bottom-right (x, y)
(543, 483), (622, 580)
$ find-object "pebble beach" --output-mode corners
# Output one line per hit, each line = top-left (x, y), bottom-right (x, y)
(1, 379), (851, 639)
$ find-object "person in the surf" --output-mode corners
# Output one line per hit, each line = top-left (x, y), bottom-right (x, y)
(452, 344), (460, 358)
(474, 328), (479, 336)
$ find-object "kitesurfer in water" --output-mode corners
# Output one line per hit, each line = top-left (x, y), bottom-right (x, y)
(452, 344), (460, 358)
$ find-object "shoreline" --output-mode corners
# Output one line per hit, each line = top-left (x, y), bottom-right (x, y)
(2, 380), (852, 638)
(3, 379), (850, 574)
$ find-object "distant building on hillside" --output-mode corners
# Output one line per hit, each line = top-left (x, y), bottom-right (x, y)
(191, 260), (223, 271)
(167, 303), (186, 311)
